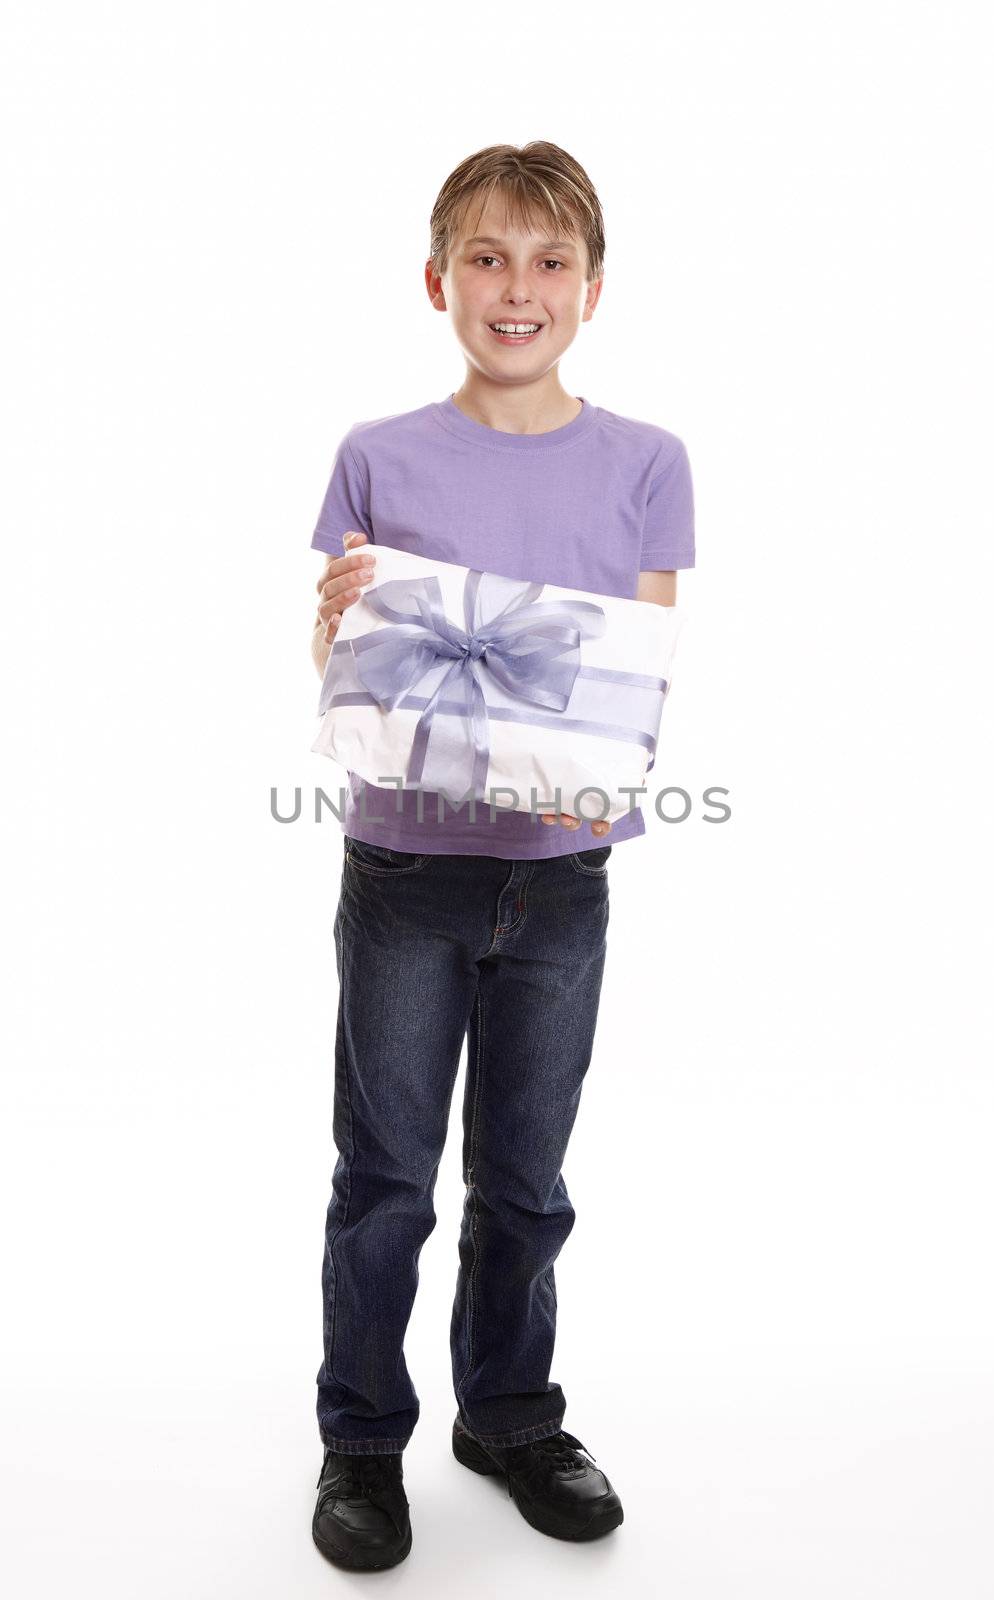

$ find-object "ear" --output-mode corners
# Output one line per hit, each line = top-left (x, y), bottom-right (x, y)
(583, 275), (605, 320)
(425, 258), (447, 311)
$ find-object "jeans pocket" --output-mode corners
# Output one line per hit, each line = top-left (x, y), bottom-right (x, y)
(566, 844), (613, 877)
(344, 835), (433, 875)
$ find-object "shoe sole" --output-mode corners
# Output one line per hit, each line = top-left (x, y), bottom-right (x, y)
(312, 1518), (412, 1570)
(452, 1423), (624, 1542)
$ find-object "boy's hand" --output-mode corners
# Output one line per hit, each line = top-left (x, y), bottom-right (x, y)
(540, 813), (612, 839)
(315, 531), (377, 642)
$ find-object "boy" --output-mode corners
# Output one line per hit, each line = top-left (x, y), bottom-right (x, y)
(308, 141), (695, 1570)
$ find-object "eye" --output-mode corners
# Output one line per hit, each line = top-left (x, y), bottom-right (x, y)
(472, 255), (567, 271)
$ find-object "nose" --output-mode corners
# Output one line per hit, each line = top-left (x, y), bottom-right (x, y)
(503, 268), (533, 305)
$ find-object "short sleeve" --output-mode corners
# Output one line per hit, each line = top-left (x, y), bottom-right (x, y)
(310, 432), (375, 554)
(640, 437), (695, 570)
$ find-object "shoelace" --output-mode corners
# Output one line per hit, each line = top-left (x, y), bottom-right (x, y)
(316, 1450), (400, 1506)
(499, 1430), (597, 1497)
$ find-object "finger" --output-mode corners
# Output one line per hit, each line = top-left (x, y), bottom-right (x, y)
(556, 814), (613, 834)
(318, 572), (370, 606)
(317, 555), (376, 597)
(326, 550), (377, 588)
(318, 563), (377, 606)
(317, 585), (364, 622)
(315, 545), (376, 595)
(315, 554), (339, 595)
(315, 563), (377, 611)
(342, 530), (369, 551)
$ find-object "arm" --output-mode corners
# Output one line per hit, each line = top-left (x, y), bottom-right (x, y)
(634, 570), (679, 775)
(636, 569), (678, 607)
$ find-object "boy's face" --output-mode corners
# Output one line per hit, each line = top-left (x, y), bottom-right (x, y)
(427, 194), (602, 384)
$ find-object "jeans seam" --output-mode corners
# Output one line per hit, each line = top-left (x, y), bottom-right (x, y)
(510, 863), (532, 931)
(461, 1414), (567, 1447)
(455, 984), (486, 1402)
(567, 853), (610, 877)
(321, 1433), (408, 1454)
(345, 847), (431, 877)
(325, 914), (357, 1399)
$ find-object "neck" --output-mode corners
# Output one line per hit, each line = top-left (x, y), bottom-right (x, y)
(450, 377), (582, 436)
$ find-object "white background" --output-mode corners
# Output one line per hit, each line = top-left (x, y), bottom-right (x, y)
(3, 2), (992, 1595)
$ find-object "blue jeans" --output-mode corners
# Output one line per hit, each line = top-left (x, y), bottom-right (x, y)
(316, 832), (613, 1455)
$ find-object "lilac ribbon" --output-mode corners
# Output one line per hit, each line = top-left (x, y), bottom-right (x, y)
(343, 567), (608, 798)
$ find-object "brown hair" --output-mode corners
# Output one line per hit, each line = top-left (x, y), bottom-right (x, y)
(428, 141), (605, 285)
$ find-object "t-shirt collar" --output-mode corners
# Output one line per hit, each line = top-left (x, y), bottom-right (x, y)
(431, 393), (599, 452)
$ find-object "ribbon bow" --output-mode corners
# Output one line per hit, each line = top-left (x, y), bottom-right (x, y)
(347, 566), (606, 801)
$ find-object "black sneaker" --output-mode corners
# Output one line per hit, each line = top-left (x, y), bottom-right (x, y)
(312, 1446), (412, 1570)
(452, 1414), (624, 1541)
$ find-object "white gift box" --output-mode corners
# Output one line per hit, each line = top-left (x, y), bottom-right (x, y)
(311, 544), (687, 824)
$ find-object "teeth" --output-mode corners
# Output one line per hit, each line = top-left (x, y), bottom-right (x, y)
(491, 323), (540, 334)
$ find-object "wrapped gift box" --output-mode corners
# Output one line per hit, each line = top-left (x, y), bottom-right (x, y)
(311, 544), (687, 823)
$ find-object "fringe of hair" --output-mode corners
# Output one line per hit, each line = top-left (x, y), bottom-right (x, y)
(428, 141), (605, 284)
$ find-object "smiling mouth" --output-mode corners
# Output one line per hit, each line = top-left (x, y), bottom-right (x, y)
(487, 323), (544, 343)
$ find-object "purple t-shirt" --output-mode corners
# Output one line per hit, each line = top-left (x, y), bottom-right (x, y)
(310, 393), (695, 859)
